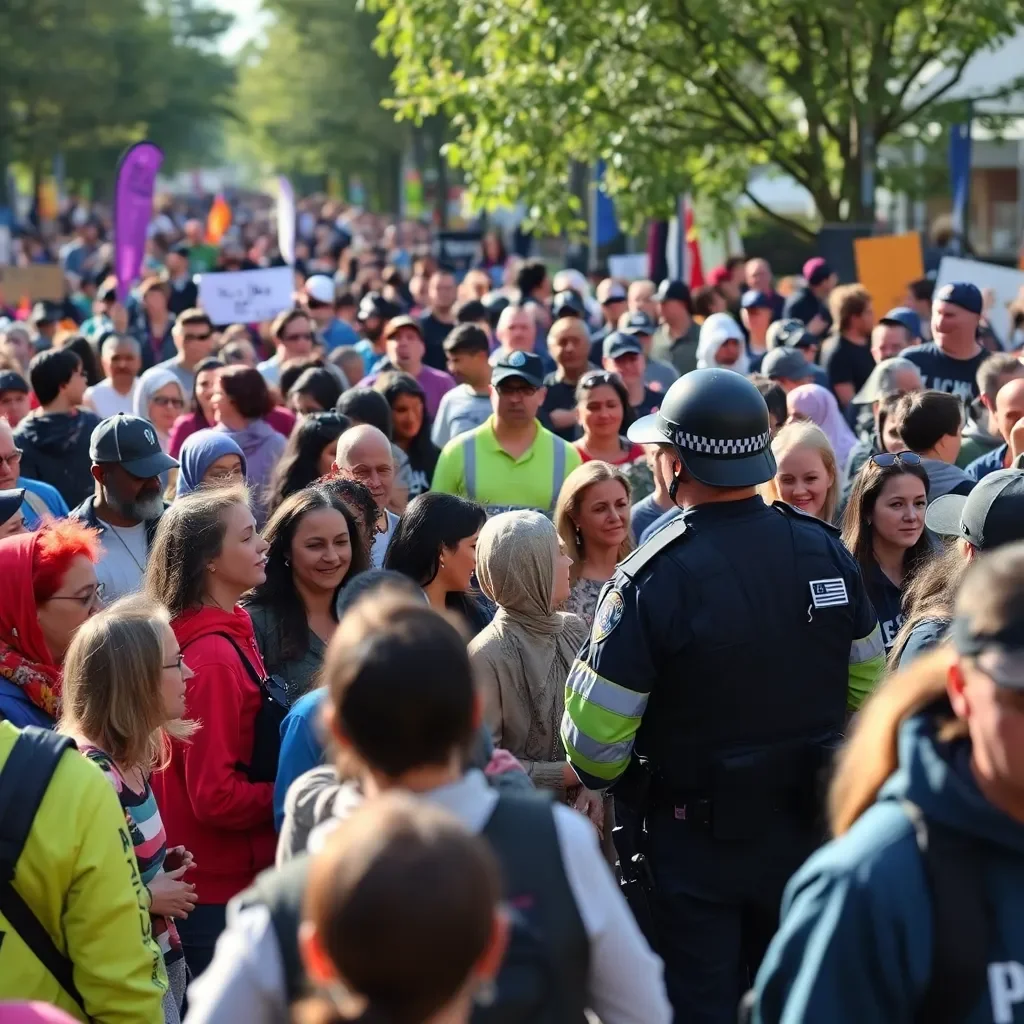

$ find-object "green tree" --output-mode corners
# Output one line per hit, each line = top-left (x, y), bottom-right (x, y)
(231, 0), (406, 209)
(371, 0), (1024, 234)
(0, 0), (233, 195)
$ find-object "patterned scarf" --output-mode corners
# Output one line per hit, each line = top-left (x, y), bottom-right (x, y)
(0, 636), (62, 717)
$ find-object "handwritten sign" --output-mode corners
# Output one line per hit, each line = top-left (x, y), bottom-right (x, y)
(197, 266), (294, 325)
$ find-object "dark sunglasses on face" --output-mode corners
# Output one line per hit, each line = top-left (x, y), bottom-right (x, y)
(184, 333), (212, 343)
(152, 396), (185, 409)
(870, 451), (922, 468)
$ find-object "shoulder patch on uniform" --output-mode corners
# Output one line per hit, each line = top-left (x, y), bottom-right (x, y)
(592, 588), (625, 642)
(618, 516), (690, 579)
(772, 500), (840, 533)
(810, 578), (849, 608)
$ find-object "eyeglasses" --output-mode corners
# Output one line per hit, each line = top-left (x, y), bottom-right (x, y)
(151, 396), (185, 409)
(163, 653), (187, 672)
(497, 383), (539, 397)
(0, 448), (23, 468)
(870, 452), (923, 469)
(49, 582), (105, 608)
(183, 333), (212, 343)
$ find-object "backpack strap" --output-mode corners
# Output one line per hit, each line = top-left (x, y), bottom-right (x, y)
(182, 632), (263, 688)
(0, 727), (87, 1016)
(903, 799), (991, 1024)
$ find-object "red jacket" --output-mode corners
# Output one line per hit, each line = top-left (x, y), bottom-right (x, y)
(152, 605), (276, 905)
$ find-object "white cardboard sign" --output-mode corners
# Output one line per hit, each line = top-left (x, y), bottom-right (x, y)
(197, 266), (294, 324)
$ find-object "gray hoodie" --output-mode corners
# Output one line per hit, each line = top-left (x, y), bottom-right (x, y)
(919, 456), (974, 501)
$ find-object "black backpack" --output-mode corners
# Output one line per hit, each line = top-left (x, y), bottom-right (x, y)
(738, 799), (991, 1024)
(241, 791), (590, 1023)
(0, 727), (89, 1018)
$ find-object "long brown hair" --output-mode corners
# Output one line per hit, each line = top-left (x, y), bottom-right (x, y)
(59, 596), (196, 770)
(298, 795), (500, 1024)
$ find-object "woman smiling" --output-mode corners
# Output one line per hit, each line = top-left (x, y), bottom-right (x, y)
(759, 421), (840, 523)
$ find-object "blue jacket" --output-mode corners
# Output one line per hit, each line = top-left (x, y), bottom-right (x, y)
(751, 703), (1024, 1023)
(966, 443), (1008, 482)
(19, 475), (69, 529)
(0, 675), (56, 729)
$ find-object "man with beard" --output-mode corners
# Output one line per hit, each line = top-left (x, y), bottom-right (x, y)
(70, 414), (178, 600)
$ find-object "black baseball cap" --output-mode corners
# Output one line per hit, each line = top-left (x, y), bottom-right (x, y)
(656, 280), (691, 304)
(621, 310), (657, 337)
(0, 371), (29, 395)
(30, 301), (58, 325)
(603, 332), (643, 360)
(934, 282), (983, 316)
(552, 290), (586, 320)
(89, 414), (179, 479)
(0, 488), (25, 528)
(358, 292), (399, 323)
(926, 469), (1024, 551)
(766, 318), (813, 350)
(491, 350), (545, 389)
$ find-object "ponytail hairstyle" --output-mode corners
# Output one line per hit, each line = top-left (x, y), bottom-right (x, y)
(297, 794), (501, 1024)
(830, 543), (1024, 836)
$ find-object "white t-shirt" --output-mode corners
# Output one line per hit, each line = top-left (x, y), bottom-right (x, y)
(84, 379), (138, 419)
(96, 521), (148, 602)
(370, 509), (400, 568)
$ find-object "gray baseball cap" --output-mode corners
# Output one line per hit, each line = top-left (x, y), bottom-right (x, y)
(926, 469), (1024, 552)
(760, 348), (813, 382)
(89, 414), (179, 479)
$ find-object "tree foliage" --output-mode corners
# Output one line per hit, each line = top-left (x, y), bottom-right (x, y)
(231, 0), (406, 206)
(372, 0), (1024, 232)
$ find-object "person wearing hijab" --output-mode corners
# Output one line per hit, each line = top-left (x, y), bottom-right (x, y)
(0, 521), (102, 727)
(787, 382), (859, 477)
(174, 429), (247, 498)
(133, 366), (188, 453)
(695, 312), (751, 375)
(0, 487), (27, 539)
(470, 511), (590, 795)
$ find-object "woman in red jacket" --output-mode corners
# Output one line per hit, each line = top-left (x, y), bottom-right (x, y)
(145, 485), (273, 980)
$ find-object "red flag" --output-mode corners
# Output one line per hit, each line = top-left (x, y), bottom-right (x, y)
(684, 198), (705, 289)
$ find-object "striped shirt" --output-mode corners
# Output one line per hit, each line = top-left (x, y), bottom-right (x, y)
(80, 744), (183, 965)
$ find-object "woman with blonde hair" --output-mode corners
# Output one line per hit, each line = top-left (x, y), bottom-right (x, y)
(554, 461), (634, 631)
(759, 421), (840, 523)
(59, 596), (198, 1023)
(749, 543), (1024, 1023)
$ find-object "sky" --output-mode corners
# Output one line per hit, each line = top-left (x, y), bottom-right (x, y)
(214, 0), (269, 54)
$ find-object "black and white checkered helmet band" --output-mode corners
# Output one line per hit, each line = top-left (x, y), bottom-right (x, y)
(655, 413), (770, 456)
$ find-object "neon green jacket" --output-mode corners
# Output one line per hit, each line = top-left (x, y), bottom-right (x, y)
(0, 721), (166, 1022)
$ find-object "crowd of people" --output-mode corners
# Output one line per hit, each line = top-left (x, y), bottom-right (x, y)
(2, 196), (1024, 1024)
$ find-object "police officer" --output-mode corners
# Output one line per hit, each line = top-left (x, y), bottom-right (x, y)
(561, 368), (885, 1024)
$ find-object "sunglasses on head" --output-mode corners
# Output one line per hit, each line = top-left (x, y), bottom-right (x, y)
(870, 451), (922, 469)
(578, 370), (619, 389)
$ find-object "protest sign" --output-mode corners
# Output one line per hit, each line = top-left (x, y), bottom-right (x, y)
(0, 265), (66, 302)
(277, 176), (296, 266)
(607, 253), (649, 280)
(936, 257), (1024, 343)
(198, 266), (294, 325)
(433, 230), (482, 277)
(854, 232), (924, 317)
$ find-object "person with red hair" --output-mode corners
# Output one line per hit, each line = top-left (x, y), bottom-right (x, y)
(0, 519), (102, 728)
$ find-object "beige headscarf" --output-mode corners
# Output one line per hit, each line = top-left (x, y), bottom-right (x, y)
(471, 511), (588, 789)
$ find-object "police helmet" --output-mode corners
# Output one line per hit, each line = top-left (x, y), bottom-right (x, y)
(628, 369), (776, 487)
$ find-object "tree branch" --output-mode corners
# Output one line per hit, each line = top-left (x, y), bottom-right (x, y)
(742, 187), (816, 239)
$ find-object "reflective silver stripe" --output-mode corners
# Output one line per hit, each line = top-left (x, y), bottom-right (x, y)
(568, 663), (649, 719)
(850, 624), (885, 664)
(562, 718), (634, 765)
(461, 434), (476, 499)
(550, 438), (567, 511)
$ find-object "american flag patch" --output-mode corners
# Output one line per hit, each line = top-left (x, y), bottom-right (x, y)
(809, 578), (848, 609)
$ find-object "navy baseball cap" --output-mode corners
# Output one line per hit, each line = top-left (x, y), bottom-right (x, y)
(934, 282), (983, 316)
(740, 290), (774, 311)
(552, 290), (586, 320)
(0, 488), (24, 528)
(491, 350), (545, 389)
(802, 258), (833, 287)
(880, 306), (922, 339)
(926, 469), (1024, 551)
(761, 348), (814, 381)
(656, 280), (691, 305)
(622, 310), (657, 337)
(0, 371), (29, 395)
(603, 332), (644, 360)
(89, 414), (179, 479)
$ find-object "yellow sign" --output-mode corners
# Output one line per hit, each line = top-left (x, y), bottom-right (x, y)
(0, 265), (66, 303)
(853, 233), (924, 317)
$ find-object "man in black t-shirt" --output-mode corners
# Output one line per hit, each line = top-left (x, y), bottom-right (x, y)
(901, 282), (988, 403)
(783, 257), (836, 337)
(419, 270), (458, 370)
(821, 284), (876, 413)
(539, 316), (595, 440)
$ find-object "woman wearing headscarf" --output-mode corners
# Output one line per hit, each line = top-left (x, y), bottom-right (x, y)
(695, 312), (750, 375)
(174, 429), (247, 498)
(133, 367), (187, 453)
(788, 382), (859, 480)
(470, 511), (605, 833)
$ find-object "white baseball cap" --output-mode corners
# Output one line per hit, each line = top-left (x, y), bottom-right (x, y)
(304, 275), (336, 305)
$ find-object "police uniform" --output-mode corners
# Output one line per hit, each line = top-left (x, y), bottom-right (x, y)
(560, 369), (885, 1024)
